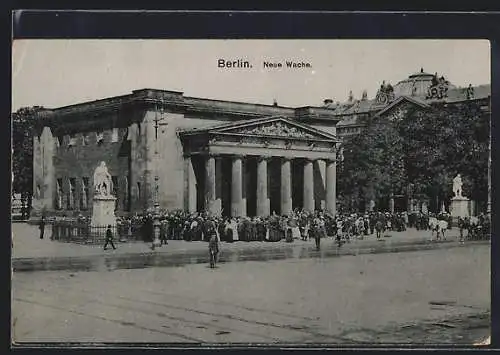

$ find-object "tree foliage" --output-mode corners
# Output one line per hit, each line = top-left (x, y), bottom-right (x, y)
(338, 100), (490, 213)
(12, 106), (44, 212)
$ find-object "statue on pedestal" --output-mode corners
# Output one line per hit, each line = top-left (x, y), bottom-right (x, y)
(91, 161), (116, 229)
(93, 161), (113, 197)
(453, 174), (463, 198)
(451, 173), (470, 219)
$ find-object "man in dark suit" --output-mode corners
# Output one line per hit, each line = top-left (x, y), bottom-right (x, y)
(39, 216), (46, 240)
(104, 225), (116, 250)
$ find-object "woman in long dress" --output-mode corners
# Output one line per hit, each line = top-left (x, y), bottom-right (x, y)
(230, 218), (239, 241)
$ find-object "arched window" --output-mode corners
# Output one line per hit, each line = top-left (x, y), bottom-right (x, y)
(80, 177), (89, 210)
(123, 176), (129, 210)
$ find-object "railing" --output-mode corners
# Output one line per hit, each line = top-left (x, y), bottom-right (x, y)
(51, 222), (145, 245)
(50, 220), (184, 245)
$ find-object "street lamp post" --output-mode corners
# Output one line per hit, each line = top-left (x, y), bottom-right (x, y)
(151, 176), (162, 249)
(151, 94), (167, 250)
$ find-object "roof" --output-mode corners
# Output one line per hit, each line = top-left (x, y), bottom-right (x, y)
(374, 95), (430, 118)
(325, 68), (490, 129)
(445, 84), (491, 102)
(393, 68), (457, 98)
(323, 99), (385, 116)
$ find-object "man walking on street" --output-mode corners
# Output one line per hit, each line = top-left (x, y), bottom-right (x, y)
(104, 225), (116, 250)
(39, 216), (46, 240)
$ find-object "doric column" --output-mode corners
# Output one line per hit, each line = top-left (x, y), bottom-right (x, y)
(314, 159), (326, 210)
(231, 155), (244, 217)
(281, 158), (293, 215)
(256, 156), (270, 216)
(325, 159), (336, 216)
(205, 154), (217, 214)
(389, 192), (395, 214)
(184, 156), (197, 213)
(303, 159), (315, 213)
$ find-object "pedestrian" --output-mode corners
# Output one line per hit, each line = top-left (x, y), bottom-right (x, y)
(39, 216), (46, 239)
(160, 219), (168, 246)
(312, 218), (321, 250)
(458, 217), (465, 244)
(104, 224), (116, 250)
(208, 233), (220, 268)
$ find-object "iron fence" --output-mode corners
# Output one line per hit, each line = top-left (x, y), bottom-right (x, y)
(51, 222), (144, 245)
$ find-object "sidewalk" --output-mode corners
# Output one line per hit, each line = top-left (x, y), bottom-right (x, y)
(12, 222), (468, 261)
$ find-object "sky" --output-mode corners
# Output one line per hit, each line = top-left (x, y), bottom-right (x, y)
(12, 39), (491, 111)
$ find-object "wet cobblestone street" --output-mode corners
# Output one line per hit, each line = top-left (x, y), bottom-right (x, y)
(12, 243), (490, 346)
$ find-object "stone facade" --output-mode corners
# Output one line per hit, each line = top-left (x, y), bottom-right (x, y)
(31, 89), (340, 218)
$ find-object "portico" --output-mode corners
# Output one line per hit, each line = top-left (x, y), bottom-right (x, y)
(180, 116), (339, 217)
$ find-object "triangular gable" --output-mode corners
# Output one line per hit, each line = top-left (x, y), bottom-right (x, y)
(374, 95), (429, 118)
(184, 116), (339, 142)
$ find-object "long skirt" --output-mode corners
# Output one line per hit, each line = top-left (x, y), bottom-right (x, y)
(225, 229), (234, 242)
(268, 227), (282, 242)
(291, 227), (301, 240)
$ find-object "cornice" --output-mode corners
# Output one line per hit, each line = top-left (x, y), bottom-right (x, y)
(37, 88), (344, 127)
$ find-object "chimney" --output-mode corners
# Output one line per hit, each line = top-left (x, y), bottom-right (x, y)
(323, 98), (333, 105)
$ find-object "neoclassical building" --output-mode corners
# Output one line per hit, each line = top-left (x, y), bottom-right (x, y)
(30, 69), (491, 218)
(31, 89), (340, 218)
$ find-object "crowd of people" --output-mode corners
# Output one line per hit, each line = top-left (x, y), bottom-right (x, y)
(113, 208), (491, 244)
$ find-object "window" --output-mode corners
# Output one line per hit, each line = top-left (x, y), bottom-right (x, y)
(111, 176), (118, 195)
(68, 134), (77, 147)
(137, 182), (141, 201)
(68, 178), (76, 210)
(81, 177), (89, 210)
(123, 176), (129, 210)
(82, 133), (89, 146)
(36, 185), (41, 199)
(96, 129), (104, 144)
(112, 176), (119, 210)
(111, 128), (119, 143)
(56, 178), (63, 210)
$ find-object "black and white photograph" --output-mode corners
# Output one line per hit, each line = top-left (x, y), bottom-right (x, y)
(11, 39), (491, 346)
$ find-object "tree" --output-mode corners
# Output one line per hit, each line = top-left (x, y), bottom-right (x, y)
(338, 116), (406, 212)
(12, 106), (44, 217)
(402, 101), (489, 212)
(338, 99), (490, 214)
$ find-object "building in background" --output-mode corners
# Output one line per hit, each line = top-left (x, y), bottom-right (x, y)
(325, 68), (490, 139)
(325, 69), (491, 213)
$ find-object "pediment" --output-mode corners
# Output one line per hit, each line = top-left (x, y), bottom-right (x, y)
(210, 117), (338, 142)
(374, 96), (429, 121)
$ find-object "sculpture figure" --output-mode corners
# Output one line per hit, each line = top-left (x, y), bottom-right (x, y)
(93, 161), (113, 196)
(453, 174), (463, 198)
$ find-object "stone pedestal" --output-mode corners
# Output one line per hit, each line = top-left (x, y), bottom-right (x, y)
(91, 195), (117, 228)
(450, 197), (470, 219)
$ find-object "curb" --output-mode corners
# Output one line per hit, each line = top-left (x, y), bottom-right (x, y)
(11, 240), (489, 273)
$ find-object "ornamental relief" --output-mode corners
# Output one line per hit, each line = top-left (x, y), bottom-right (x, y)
(385, 102), (412, 121)
(426, 74), (450, 100)
(234, 121), (317, 139)
(375, 81), (396, 105)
